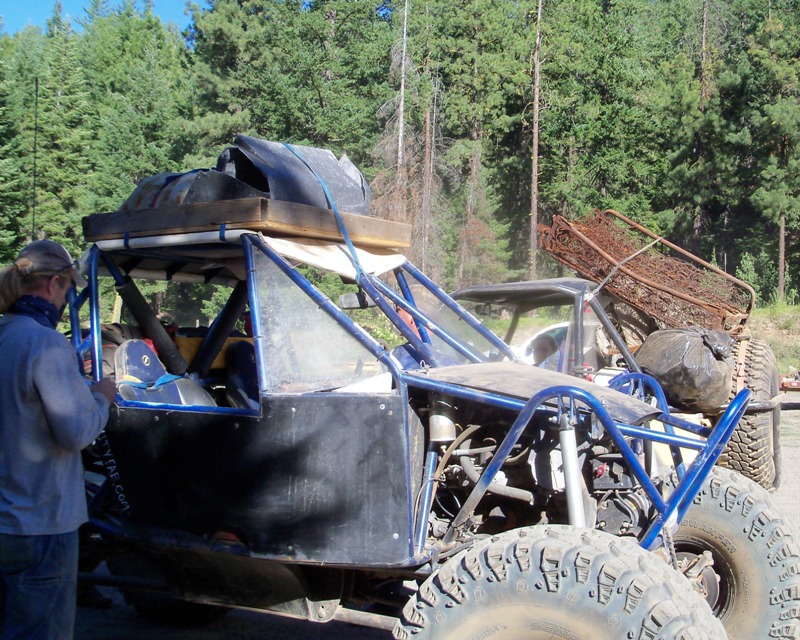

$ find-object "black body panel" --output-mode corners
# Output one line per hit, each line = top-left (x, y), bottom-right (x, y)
(103, 394), (416, 566)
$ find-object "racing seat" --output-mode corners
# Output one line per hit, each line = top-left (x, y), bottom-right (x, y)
(115, 339), (216, 406)
(225, 340), (259, 410)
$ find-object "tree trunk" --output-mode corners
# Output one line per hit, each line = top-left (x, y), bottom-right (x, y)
(396, 0), (408, 174)
(700, 0), (710, 107)
(529, 0), (543, 280)
(421, 103), (433, 272)
(458, 120), (482, 285)
(779, 211), (785, 302)
(394, 0), (410, 224)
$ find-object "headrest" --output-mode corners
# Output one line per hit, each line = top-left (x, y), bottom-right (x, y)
(114, 339), (167, 383)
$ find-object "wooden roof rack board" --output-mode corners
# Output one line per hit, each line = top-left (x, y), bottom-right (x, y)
(82, 196), (411, 250)
(538, 208), (756, 335)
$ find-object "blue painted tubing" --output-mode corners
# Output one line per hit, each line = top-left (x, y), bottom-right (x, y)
(402, 262), (516, 361)
(414, 449), (439, 555)
(394, 270), (432, 344)
(368, 274), (485, 363)
(639, 387), (751, 549)
(608, 371), (670, 412)
(609, 371), (687, 477)
(442, 384), (668, 542)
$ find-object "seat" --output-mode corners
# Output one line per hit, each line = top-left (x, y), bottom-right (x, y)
(115, 339), (216, 406)
(225, 341), (259, 410)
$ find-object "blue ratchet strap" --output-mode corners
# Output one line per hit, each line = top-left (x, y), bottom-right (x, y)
(281, 142), (364, 280)
(123, 232), (130, 250)
(219, 223), (227, 242)
(120, 373), (182, 390)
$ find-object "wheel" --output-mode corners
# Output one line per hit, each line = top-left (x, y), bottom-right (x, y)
(394, 526), (726, 640)
(106, 552), (230, 627)
(672, 466), (800, 640)
(717, 337), (781, 490)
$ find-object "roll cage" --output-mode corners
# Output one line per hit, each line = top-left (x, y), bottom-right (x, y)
(68, 224), (750, 559)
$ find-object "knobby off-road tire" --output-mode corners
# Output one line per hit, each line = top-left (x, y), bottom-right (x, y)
(718, 337), (781, 490)
(673, 466), (800, 640)
(394, 526), (726, 640)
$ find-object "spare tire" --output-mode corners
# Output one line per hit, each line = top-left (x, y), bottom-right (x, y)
(670, 466), (800, 639)
(717, 338), (780, 490)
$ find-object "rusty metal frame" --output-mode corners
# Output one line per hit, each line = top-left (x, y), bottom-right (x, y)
(540, 209), (756, 335)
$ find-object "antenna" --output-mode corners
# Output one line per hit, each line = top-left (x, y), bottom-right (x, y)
(31, 76), (38, 240)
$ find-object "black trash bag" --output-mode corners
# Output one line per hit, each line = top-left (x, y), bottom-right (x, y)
(217, 135), (371, 214)
(119, 135), (370, 213)
(634, 327), (735, 413)
(118, 169), (265, 211)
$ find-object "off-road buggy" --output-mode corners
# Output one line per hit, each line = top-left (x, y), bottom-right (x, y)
(71, 138), (800, 639)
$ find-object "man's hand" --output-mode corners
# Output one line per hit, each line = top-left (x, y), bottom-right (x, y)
(91, 377), (117, 404)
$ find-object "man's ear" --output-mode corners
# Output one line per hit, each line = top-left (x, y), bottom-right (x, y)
(46, 275), (66, 296)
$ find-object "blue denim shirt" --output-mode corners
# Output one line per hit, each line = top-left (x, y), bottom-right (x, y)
(0, 313), (110, 535)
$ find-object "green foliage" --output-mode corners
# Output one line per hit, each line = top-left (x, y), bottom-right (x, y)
(187, 0), (394, 166)
(736, 250), (779, 305)
(80, 3), (193, 211)
(0, 0), (799, 328)
(735, 252), (758, 293)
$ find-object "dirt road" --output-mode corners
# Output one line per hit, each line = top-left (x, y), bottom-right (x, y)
(75, 408), (800, 640)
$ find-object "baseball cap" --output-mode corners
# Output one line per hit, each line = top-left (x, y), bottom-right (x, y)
(15, 240), (87, 288)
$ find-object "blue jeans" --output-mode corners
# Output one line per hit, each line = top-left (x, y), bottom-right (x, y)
(0, 531), (78, 640)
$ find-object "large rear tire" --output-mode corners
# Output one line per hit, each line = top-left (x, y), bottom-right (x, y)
(718, 337), (780, 490)
(672, 466), (800, 640)
(394, 526), (726, 640)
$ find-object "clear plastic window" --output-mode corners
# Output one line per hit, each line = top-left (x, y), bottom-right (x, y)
(253, 249), (387, 393)
(400, 274), (497, 364)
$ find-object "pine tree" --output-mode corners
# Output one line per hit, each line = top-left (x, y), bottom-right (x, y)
(0, 42), (26, 260)
(748, 0), (800, 301)
(80, 1), (193, 211)
(29, 7), (96, 255)
(0, 27), (47, 254)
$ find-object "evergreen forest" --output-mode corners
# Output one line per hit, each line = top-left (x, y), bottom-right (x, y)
(0, 0), (799, 303)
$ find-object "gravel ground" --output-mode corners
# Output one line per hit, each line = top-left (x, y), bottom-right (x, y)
(75, 405), (800, 640)
(777, 404), (800, 527)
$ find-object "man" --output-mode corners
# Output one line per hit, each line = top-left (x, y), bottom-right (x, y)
(0, 240), (116, 640)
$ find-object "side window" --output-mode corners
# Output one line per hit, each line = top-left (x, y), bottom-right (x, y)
(253, 250), (388, 393)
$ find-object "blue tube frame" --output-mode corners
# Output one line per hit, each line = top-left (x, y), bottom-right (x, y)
(407, 376), (752, 549)
(367, 275), (485, 363)
(400, 262), (516, 361)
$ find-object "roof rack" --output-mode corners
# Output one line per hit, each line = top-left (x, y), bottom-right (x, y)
(82, 197), (411, 250)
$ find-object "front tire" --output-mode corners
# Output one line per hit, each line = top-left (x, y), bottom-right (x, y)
(673, 466), (800, 640)
(395, 526), (726, 640)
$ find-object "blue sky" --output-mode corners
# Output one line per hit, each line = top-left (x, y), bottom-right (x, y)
(1, 0), (197, 35)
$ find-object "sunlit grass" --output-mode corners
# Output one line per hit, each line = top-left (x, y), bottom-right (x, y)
(750, 304), (800, 374)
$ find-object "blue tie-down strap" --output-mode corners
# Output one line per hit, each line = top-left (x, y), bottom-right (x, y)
(120, 373), (183, 390)
(281, 142), (363, 279)
(117, 373), (185, 404)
